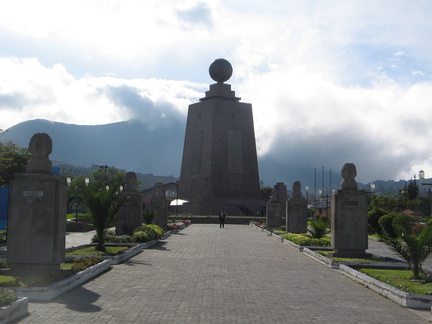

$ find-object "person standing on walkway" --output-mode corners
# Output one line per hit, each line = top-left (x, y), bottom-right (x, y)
(219, 210), (226, 228)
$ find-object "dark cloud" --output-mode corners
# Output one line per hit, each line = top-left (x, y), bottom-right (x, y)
(104, 84), (184, 129)
(262, 128), (401, 187)
(0, 92), (50, 110)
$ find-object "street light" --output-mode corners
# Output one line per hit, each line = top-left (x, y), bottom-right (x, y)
(371, 183), (375, 192)
(66, 177), (91, 223)
(66, 176), (79, 223)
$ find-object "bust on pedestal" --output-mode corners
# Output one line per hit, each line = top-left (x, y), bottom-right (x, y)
(7, 133), (66, 274)
(266, 182), (287, 227)
(115, 172), (143, 235)
(330, 163), (369, 258)
(151, 183), (168, 228)
(286, 181), (308, 233)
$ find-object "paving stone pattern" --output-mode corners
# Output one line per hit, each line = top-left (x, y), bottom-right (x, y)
(14, 225), (429, 323)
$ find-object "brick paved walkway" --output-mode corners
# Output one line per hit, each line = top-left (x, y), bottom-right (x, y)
(13, 225), (430, 323)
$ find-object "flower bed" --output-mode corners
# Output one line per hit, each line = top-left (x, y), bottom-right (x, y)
(66, 244), (142, 265)
(11, 259), (110, 301)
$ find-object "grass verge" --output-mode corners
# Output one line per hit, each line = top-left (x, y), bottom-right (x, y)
(359, 268), (432, 295)
(66, 246), (129, 256)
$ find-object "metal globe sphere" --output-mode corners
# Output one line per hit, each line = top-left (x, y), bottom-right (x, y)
(209, 59), (233, 83)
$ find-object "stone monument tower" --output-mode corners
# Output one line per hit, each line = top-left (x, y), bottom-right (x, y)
(178, 59), (262, 215)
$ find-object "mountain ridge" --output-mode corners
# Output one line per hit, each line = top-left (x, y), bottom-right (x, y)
(1, 118), (418, 194)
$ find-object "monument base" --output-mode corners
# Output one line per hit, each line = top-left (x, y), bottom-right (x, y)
(329, 250), (372, 258)
(9, 263), (61, 275)
(179, 198), (265, 216)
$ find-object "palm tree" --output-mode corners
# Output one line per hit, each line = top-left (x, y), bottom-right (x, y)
(380, 214), (432, 279)
(81, 185), (127, 252)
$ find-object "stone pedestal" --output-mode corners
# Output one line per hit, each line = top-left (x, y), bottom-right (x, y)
(286, 198), (307, 233)
(7, 173), (66, 273)
(330, 190), (368, 258)
(266, 201), (284, 227)
(266, 182), (287, 227)
(115, 192), (143, 235)
(151, 183), (168, 228)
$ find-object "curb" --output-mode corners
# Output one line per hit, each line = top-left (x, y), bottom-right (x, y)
(12, 260), (110, 301)
(0, 297), (28, 324)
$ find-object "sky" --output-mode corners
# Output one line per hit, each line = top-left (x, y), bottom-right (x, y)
(1, 0), (432, 185)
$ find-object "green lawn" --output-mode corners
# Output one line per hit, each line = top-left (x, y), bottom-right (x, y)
(360, 268), (432, 295)
(66, 246), (128, 256)
(0, 275), (17, 284)
(316, 250), (396, 263)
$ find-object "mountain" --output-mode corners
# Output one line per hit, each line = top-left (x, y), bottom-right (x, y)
(2, 118), (419, 194)
(2, 119), (184, 178)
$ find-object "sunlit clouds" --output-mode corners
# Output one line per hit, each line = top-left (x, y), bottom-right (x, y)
(1, 0), (432, 183)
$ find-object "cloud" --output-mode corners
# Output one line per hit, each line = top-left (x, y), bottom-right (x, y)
(235, 61), (432, 183)
(177, 2), (214, 27)
(1, 1), (432, 185)
(0, 57), (205, 128)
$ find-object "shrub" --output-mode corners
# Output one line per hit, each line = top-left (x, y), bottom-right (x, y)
(283, 233), (331, 247)
(146, 224), (164, 237)
(134, 225), (163, 239)
(0, 288), (17, 307)
(378, 213), (399, 239)
(308, 220), (330, 239)
(315, 214), (330, 223)
(380, 213), (432, 279)
(368, 208), (387, 234)
(92, 230), (135, 243)
(133, 230), (153, 242)
(280, 225), (286, 232)
(143, 209), (158, 225)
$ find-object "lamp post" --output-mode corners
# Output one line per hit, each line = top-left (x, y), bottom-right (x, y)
(419, 170), (432, 217)
(175, 181), (179, 217)
(66, 176), (90, 223)
(371, 183), (375, 192)
(66, 177), (79, 223)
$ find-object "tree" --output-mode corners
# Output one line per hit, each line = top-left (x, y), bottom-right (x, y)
(260, 185), (273, 201)
(79, 167), (127, 251)
(379, 214), (432, 279)
(368, 194), (399, 213)
(81, 185), (126, 251)
(405, 177), (420, 201)
(367, 208), (387, 234)
(0, 140), (30, 187)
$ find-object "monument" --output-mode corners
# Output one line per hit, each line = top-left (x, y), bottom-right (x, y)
(151, 182), (168, 227)
(115, 172), (143, 235)
(178, 59), (263, 215)
(286, 181), (308, 233)
(7, 133), (66, 273)
(266, 182), (287, 227)
(330, 163), (369, 258)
